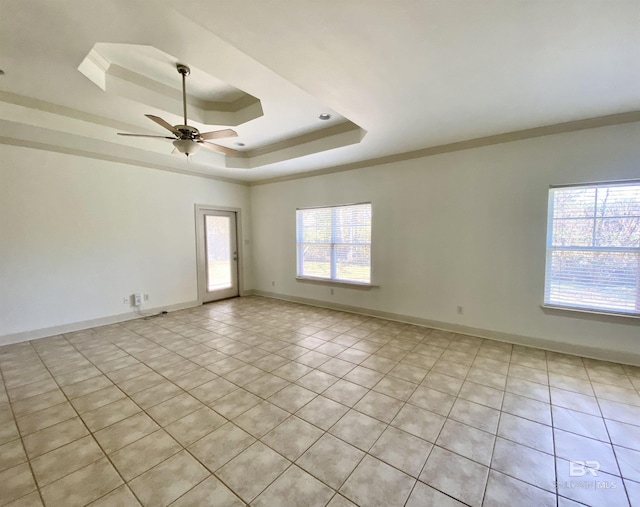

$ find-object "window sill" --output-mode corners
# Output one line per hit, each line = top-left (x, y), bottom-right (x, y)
(295, 277), (378, 291)
(541, 304), (640, 322)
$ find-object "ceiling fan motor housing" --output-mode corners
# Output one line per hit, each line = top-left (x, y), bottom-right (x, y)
(175, 125), (200, 140)
(117, 62), (237, 156)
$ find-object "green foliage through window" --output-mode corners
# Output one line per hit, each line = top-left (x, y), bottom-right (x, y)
(545, 182), (640, 315)
(296, 203), (372, 283)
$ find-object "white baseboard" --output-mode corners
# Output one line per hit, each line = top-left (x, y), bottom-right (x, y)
(249, 290), (640, 367)
(0, 300), (200, 347)
(5, 291), (639, 368)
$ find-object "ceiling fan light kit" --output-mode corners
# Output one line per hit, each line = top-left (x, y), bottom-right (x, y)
(173, 138), (201, 155)
(117, 63), (238, 157)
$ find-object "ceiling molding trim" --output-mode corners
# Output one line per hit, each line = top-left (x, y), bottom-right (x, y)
(0, 136), (248, 186)
(247, 121), (364, 158)
(0, 91), (364, 171)
(78, 45), (264, 127)
(0, 91), (141, 133)
(227, 121), (366, 169)
(250, 111), (640, 186)
(104, 64), (264, 125)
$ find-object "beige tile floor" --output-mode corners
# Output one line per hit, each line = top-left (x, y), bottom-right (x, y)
(1, 296), (639, 507)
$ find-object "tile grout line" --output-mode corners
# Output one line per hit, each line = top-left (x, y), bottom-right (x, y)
(2, 297), (638, 507)
(74, 313), (353, 505)
(0, 345), (48, 507)
(174, 304), (379, 505)
(244, 321), (423, 503)
(406, 332), (503, 506)
(202, 316), (523, 504)
(61, 322), (252, 504)
(546, 351), (560, 507)
(25, 334), (146, 506)
(589, 359), (634, 507)
(30, 324), (227, 501)
(479, 344), (516, 507)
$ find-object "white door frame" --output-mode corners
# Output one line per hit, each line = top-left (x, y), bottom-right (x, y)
(195, 204), (244, 304)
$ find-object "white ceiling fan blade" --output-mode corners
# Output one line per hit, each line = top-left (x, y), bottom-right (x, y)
(199, 128), (238, 140)
(117, 133), (174, 139)
(145, 115), (181, 136)
(121, 66), (240, 160)
(199, 141), (238, 155)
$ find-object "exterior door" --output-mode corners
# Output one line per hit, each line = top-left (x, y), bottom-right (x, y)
(196, 208), (239, 302)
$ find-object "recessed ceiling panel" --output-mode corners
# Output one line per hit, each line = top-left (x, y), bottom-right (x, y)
(75, 42), (365, 169)
(78, 43), (263, 126)
(1, 1), (635, 182)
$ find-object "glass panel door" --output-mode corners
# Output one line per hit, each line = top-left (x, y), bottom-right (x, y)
(197, 208), (239, 303)
(205, 215), (233, 291)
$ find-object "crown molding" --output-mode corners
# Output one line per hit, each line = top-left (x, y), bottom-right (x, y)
(251, 111), (640, 186)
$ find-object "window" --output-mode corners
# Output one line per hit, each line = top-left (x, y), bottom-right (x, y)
(544, 181), (640, 316)
(296, 203), (371, 284)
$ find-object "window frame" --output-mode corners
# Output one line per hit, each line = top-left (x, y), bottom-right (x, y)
(543, 179), (640, 319)
(295, 202), (374, 287)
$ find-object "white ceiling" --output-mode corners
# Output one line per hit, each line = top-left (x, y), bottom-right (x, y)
(1, 0), (639, 183)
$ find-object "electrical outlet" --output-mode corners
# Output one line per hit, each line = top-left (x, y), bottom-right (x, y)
(144, 294), (149, 302)
(457, 306), (464, 315)
(123, 297), (129, 305)
(134, 293), (143, 307)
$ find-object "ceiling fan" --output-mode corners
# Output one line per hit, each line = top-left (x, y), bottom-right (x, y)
(118, 64), (238, 157)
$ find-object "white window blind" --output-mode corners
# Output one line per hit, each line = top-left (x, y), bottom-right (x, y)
(296, 203), (371, 283)
(544, 182), (640, 316)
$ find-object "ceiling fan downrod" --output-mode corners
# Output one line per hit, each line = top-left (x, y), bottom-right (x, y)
(176, 64), (190, 128)
(174, 64), (200, 156)
(116, 62), (238, 157)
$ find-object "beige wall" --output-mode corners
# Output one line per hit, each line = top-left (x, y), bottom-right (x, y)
(2, 122), (639, 361)
(0, 145), (251, 341)
(249, 122), (640, 359)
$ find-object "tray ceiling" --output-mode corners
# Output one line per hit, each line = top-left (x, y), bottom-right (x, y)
(0, 0), (638, 183)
